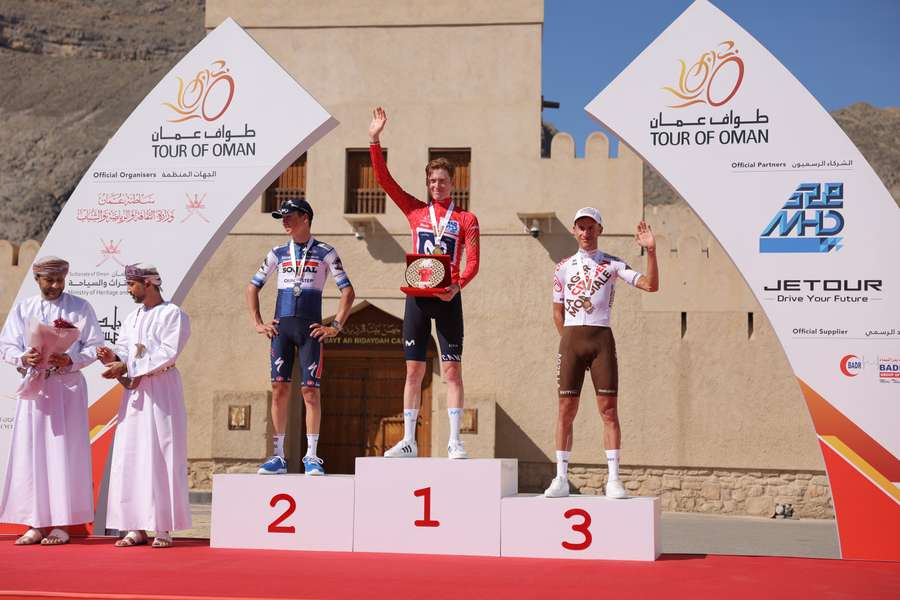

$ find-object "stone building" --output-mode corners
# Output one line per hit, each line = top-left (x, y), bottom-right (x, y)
(0, 0), (832, 518)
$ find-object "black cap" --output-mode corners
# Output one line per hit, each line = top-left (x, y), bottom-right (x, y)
(271, 198), (313, 221)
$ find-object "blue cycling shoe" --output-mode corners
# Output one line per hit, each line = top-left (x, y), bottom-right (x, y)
(303, 455), (325, 476)
(258, 455), (287, 475)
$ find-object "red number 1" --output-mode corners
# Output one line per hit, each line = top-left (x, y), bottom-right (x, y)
(414, 486), (440, 527)
(268, 493), (296, 534)
(562, 508), (592, 550)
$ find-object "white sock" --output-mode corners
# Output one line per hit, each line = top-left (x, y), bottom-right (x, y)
(403, 409), (419, 442)
(606, 449), (620, 481)
(306, 434), (319, 458)
(448, 407), (463, 444)
(273, 434), (285, 458)
(556, 450), (570, 479)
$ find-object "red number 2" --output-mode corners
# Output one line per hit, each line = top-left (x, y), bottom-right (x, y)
(562, 508), (592, 550)
(268, 493), (296, 534)
(414, 486), (440, 527)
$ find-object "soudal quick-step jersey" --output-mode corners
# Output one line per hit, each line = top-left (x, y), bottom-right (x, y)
(369, 142), (480, 288)
(251, 239), (351, 321)
(553, 248), (643, 327)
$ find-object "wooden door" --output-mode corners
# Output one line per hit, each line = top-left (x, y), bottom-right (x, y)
(316, 352), (432, 474)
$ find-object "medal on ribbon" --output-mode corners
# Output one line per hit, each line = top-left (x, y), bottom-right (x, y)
(576, 252), (599, 315)
(290, 238), (314, 298)
(428, 200), (454, 257)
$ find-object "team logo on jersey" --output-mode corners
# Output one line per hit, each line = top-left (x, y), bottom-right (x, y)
(445, 220), (460, 234)
(417, 230), (457, 257)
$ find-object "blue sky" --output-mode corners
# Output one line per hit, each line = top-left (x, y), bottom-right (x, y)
(542, 0), (900, 155)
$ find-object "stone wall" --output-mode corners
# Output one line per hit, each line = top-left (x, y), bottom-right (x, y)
(520, 462), (833, 518)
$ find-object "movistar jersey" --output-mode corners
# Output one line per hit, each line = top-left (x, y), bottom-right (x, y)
(251, 239), (351, 321)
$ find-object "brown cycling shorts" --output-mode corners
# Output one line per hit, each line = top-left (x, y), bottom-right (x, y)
(557, 326), (618, 397)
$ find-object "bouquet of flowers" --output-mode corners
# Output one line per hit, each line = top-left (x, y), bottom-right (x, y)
(17, 317), (81, 400)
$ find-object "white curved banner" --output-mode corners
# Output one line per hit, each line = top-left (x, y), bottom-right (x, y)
(0, 18), (337, 530)
(585, 0), (898, 561)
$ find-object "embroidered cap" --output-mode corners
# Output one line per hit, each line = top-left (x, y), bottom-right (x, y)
(124, 263), (162, 286)
(32, 256), (70, 276)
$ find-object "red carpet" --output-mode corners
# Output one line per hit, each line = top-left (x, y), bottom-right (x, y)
(0, 536), (896, 600)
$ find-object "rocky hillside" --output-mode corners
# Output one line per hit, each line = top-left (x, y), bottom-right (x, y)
(0, 1), (897, 243)
(0, 0), (204, 243)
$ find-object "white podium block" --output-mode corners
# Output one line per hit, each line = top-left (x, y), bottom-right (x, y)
(501, 494), (660, 561)
(353, 457), (518, 556)
(210, 474), (354, 552)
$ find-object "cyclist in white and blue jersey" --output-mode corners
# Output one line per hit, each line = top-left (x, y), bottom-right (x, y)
(246, 198), (355, 476)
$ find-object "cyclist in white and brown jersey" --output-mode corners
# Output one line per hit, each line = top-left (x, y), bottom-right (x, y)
(545, 207), (659, 499)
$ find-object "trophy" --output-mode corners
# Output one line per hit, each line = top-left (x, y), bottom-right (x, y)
(400, 253), (452, 296)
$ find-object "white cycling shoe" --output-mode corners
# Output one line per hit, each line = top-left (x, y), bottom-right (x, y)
(447, 440), (468, 459)
(544, 476), (570, 498)
(384, 439), (418, 458)
(605, 479), (627, 499)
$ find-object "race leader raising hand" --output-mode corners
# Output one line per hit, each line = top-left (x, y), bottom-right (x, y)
(368, 106), (480, 460)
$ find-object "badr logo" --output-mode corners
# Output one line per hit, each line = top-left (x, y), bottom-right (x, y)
(760, 183), (844, 253)
(163, 59), (235, 123)
(663, 41), (744, 108)
(839, 354), (863, 377)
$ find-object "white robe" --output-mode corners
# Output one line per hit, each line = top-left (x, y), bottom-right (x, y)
(105, 301), (191, 532)
(0, 293), (103, 527)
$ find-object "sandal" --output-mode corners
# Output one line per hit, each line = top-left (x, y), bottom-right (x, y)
(15, 528), (44, 545)
(114, 530), (148, 547)
(40, 528), (69, 545)
(151, 532), (173, 548)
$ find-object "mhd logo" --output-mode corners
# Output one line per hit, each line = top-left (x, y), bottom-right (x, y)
(760, 183), (844, 253)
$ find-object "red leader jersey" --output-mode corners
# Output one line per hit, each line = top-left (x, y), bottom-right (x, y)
(370, 142), (480, 288)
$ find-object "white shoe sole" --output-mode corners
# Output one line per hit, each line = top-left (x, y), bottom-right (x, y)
(305, 470), (324, 476)
(257, 468), (287, 475)
(544, 489), (570, 498)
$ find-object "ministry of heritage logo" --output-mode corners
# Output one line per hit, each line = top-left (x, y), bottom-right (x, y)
(662, 41), (744, 108)
(760, 183), (844, 253)
(163, 59), (235, 123)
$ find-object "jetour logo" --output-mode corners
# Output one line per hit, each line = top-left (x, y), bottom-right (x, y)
(760, 183), (844, 253)
(662, 41), (744, 108)
(163, 60), (235, 123)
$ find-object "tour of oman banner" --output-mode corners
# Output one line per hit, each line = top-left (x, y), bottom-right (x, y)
(586, 0), (898, 561)
(0, 18), (337, 532)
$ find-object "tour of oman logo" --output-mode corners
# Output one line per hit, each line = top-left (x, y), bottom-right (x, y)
(163, 59), (235, 123)
(662, 41), (744, 108)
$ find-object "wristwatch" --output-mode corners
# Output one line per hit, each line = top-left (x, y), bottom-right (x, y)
(331, 319), (343, 332)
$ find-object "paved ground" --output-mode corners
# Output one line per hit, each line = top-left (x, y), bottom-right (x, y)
(178, 503), (841, 559)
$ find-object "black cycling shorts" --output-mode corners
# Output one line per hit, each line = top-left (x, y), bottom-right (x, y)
(270, 317), (323, 387)
(402, 293), (463, 362)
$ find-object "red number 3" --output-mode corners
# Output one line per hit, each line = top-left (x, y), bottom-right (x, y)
(268, 493), (296, 534)
(562, 508), (592, 550)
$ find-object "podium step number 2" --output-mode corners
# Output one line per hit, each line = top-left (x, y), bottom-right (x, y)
(211, 474), (354, 552)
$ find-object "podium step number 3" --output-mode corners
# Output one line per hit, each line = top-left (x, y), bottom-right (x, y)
(501, 494), (661, 561)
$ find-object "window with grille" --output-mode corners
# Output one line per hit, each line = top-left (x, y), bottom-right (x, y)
(346, 148), (387, 214)
(427, 148), (471, 211)
(263, 153), (307, 213)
